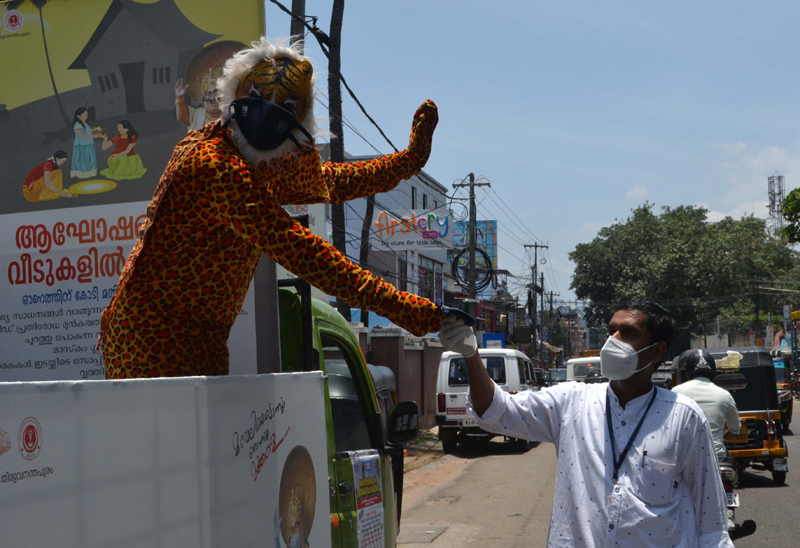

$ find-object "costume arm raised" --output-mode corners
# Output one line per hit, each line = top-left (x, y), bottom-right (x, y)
(201, 145), (442, 336)
(321, 101), (438, 203)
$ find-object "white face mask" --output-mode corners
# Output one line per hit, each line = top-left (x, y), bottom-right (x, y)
(600, 336), (657, 381)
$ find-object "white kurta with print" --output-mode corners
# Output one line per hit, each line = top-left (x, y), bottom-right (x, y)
(468, 382), (733, 548)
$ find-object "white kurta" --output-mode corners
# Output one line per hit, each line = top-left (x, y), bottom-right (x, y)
(468, 382), (733, 548)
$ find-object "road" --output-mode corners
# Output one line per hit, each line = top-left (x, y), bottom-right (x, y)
(399, 414), (800, 547)
(734, 424), (799, 548)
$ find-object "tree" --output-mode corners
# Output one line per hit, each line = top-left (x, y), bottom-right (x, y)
(569, 203), (796, 349)
(782, 187), (800, 243)
(7, 0), (71, 127)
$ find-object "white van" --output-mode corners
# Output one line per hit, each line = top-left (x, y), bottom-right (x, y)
(566, 356), (601, 382)
(435, 348), (545, 453)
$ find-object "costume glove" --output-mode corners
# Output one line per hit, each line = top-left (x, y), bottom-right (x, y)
(407, 100), (438, 167)
(439, 315), (478, 358)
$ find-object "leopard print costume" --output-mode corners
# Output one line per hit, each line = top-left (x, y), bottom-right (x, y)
(100, 101), (442, 378)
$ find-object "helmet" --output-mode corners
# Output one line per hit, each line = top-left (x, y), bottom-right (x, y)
(679, 349), (716, 379)
(584, 369), (608, 384)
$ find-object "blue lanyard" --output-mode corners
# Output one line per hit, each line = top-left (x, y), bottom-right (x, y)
(606, 388), (657, 481)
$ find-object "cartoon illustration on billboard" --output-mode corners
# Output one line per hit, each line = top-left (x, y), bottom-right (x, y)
(175, 40), (247, 131)
(100, 120), (147, 180)
(277, 445), (316, 548)
(22, 150), (74, 202)
(0, 0), (257, 215)
(70, 107), (103, 178)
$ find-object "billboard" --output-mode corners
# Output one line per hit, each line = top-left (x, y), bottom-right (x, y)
(0, 0), (264, 380)
(370, 208), (453, 251)
(453, 220), (498, 268)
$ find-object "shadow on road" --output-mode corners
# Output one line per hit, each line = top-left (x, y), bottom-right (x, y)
(448, 439), (543, 459)
(737, 470), (789, 489)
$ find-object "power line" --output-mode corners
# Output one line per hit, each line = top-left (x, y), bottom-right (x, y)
(268, 0), (399, 152)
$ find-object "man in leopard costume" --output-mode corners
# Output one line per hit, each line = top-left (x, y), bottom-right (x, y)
(100, 38), (443, 378)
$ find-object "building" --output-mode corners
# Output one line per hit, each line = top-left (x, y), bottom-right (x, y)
(342, 157), (451, 321)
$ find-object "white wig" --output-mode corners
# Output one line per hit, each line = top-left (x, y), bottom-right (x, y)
(217, 37), (322, 165)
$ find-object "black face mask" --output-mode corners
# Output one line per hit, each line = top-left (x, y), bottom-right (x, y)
(224, 97), (314, 152)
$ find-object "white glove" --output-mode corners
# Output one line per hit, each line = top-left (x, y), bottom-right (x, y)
(439, 315), (478, 358)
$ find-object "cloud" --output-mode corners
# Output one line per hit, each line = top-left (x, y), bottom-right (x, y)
(624, 185), (648, 201)
(697, 200), (769, 223)
(710, 142), (800, 208)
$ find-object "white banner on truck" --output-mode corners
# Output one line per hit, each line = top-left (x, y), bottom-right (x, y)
(0, 372), (328, 548)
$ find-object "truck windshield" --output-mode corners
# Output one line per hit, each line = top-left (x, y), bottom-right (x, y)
(448, 357), (506, 386)
(550, 369), (566, 381)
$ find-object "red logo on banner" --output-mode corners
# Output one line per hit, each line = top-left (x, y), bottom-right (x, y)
(18, 417), (42, 461)
(4, 10), (24, 32)
(0, 428), (11, 456)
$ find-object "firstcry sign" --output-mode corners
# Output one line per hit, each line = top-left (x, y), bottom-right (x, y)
(372, 209), (452, 250)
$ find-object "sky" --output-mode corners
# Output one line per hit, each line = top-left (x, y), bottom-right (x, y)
(264, 0), (800, 305)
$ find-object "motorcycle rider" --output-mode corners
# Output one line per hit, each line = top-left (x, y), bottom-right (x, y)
(672, 349), (741, 461)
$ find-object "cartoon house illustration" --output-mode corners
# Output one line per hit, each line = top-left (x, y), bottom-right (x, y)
(68, 0), (219, 120)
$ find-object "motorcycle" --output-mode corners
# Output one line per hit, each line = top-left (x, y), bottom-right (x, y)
(720, 449), (756, 541)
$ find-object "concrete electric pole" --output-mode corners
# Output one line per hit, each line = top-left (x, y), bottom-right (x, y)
(453, 174), (491, 318)
(523, 244), (548, 358)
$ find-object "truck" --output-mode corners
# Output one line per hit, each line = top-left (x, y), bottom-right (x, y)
(0, 287), (418, 548)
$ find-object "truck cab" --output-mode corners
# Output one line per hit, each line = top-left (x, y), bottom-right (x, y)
(278, 289), (414, 546)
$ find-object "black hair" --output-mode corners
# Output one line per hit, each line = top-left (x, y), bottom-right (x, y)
(616, 300), (676, 351)
(73, 107), (88, 125)
(52, 150), (68, 161)
(118, 120), (138, 141)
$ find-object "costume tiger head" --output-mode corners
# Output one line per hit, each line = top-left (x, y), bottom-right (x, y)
(218, 37), (321, 167)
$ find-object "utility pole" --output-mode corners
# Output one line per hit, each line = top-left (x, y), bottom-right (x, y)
(523, 243), (548, 358)
(453, 174), (490, 318)
(289, 0), (306, 45)
(328, 0), (350, 320)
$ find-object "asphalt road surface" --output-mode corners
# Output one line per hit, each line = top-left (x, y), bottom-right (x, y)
(400, 412), (800, 547)
(733, 422), (799, 548)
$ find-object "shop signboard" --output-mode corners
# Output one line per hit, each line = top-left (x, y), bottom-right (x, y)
(371, 208), (452, 251)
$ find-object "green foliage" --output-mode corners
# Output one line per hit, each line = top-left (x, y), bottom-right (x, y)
(569, 204), (797, 336)
(782, 188), (800, 243)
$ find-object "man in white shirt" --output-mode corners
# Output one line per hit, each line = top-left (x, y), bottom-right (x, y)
(439, 301), (733, 548)
(672, 349), (741, 461)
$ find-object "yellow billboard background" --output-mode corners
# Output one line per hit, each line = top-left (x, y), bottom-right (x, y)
(0, 0), (264, 110)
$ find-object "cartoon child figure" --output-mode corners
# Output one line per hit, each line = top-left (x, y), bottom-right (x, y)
(100, 120), (147, 180)
(71, 107), (102, 178)
(22, 151), (75, 202)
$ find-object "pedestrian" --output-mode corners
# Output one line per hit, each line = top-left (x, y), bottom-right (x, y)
(439, 300), (733, 547)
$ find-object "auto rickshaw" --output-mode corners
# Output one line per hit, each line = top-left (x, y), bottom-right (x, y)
(674, 347), (789, 485)
(772, 356), (793, 430)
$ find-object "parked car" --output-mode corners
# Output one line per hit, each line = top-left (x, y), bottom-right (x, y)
(566, 356), (601, 382)
(549, 367), (568, 385)
(436, 348), (543, 453)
